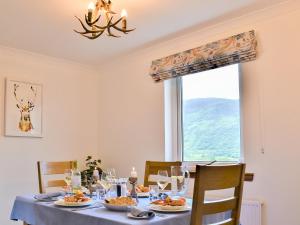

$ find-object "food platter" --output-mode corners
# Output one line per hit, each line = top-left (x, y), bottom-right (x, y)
(54, 199), (94, 207)
(149, 204), (191, 212)
(149, 197), (191, 212)
(136, 185), (150, 198)
(54, 191), (93, 207)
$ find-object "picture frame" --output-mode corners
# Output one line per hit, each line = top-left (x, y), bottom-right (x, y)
(5, 79), (43, 137)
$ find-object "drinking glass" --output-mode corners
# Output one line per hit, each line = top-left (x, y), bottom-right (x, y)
(170, 166), (190, 196)
(118, 178), (128, 197)
(64, 169), (72, 193)
(149, 185), (159, 201)
(157, 170), (169, 192)
(71, 168), (82, 191)
(106, 168), (116, 179)
(96, 187), (106, 200)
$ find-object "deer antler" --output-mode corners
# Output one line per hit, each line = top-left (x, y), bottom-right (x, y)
(13, 84), (37, 111)
(75, 15), (135, 39)
(13, 84), (24, 109)
(26, 86), (37, 112)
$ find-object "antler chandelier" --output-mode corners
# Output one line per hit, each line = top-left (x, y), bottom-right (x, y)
(74, 0), (135, 39)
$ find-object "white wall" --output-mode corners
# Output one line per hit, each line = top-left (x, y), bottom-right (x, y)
(97, 2), (300, 225)
(0, 46), (100, 224)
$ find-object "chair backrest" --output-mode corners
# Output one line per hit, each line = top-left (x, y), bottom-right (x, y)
(190, 164), (246, 225)
(144, 161), (182, 189)
(37, 161), (77, 193)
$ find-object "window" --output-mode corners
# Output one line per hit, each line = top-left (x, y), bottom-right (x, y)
(164, 64), (242, 163)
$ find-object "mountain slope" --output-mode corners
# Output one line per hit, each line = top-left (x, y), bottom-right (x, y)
(183, 98), (240, 161)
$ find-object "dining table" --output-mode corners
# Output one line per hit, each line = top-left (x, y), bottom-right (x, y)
(10, 195), (230, 225)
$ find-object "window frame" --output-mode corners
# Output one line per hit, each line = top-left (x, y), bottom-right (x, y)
(164, 64), (244, 165)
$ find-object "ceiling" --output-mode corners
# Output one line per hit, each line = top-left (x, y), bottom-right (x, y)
(0, 0), (287, 66)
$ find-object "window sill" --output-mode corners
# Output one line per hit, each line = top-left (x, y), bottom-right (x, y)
(182, 162), (254, 182)
(183, 161), (241, 171)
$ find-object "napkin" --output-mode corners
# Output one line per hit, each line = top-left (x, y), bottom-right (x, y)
(130, 207), (155, 219)
(34, 192), (65, 201)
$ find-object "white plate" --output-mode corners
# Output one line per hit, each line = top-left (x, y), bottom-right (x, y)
(103, 202), (135, 211)
(34, 197), (59, 202)
(137, 192), (150, 198)
(149, 204), (191, 212)
(54, 199), (94, 207)
(127, 213), (153, 219)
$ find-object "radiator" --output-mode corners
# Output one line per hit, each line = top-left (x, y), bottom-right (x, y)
(200, 194), (262, 225)
(204, 200), (262, 225)
(240, 200), (262, 225)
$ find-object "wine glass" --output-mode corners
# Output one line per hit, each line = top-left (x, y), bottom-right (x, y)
(64, 169), (72, 193)
(157, 170), (169, 193)
(106, 168), (117, 190)
(99, 171), (112, 197)
(106, 168), (116, 179)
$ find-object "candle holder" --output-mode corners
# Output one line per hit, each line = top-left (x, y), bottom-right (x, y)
(128, 176), (138, 202)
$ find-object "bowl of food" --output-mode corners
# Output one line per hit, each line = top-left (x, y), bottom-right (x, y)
(103, 197), (137, 211)
(54, 191), (93, 207)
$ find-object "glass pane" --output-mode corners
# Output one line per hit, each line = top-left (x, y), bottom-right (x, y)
(181, 64), (241, 162)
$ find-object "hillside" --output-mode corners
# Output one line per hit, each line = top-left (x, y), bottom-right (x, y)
(183, 98), (240, 161)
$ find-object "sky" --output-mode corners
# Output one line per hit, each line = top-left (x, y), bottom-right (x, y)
(182, 64), (240, 100)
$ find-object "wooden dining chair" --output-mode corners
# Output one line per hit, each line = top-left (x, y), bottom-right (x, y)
(23, 161), (76, 224)
(37, 161), (77, 193)
(144, 161), (182, 189)
(190, 164), (246, 225)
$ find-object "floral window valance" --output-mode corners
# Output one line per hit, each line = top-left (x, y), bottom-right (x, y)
(150, 30), (257, 82)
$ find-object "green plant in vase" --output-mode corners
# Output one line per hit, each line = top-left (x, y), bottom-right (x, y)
(81, 155), (102, 187)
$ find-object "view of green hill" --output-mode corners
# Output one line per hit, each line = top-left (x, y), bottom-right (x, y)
(182, 98), (240, 162)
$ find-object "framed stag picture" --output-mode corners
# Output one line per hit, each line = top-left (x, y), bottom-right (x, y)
(5, 79), (43, 137)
